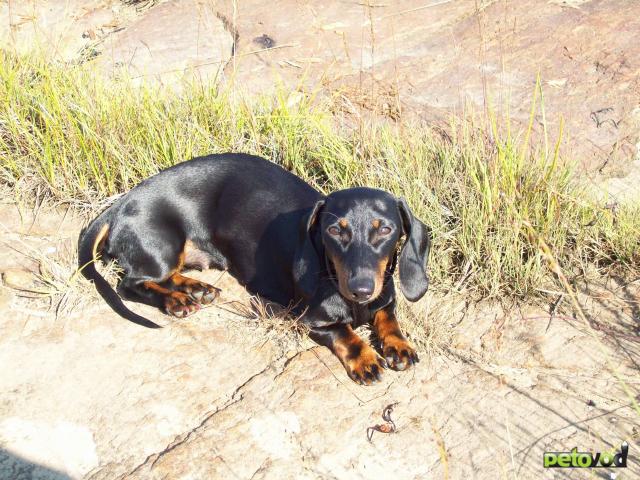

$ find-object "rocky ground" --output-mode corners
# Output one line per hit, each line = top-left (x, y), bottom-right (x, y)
(0, 201), (638, 479)
(1, 1), (639, 479)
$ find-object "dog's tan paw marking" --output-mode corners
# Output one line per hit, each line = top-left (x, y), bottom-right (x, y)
(165, 292), (201, 318)
(345, 343), (387, 385)
(381, 336), (419, 371)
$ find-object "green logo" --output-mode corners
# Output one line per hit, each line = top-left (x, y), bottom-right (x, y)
(543, 442), (628, 468)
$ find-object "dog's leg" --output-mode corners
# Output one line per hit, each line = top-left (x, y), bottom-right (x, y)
(141, 280), (201, 318)
(373, 305), (419, 371)
(309, 324), (387, 385)
(166, 273), (220, 305)
(119, 276), (201, 319)
(115, 236), (202, 318)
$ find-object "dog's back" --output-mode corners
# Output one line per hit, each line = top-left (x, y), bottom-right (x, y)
(81, 154), (322, 314)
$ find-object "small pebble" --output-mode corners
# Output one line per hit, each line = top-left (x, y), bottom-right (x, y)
(2, 269), (38, 290)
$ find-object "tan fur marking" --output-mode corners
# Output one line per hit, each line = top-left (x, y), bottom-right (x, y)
(373, 309), (404, 341)
(172, 250), (186, 276)
(332, 325), (383, 382)
(329, 255), (387, 302)
(92, 224), (110, 261)
(338, 218), (348, 229)
(347, 344), (382, 378)
(183, 240), (211, 270)
(327, 252), (350, 297)
(372, 219), (381, 229)
(168, 273), (197, 287)
(142, 281), (173, 295)
(168, 272), (216, 291)
(374, 308), (418, 370)
(372, 257), (388, 299)
(142, 281), (192, 304)
(382, 334), (412, 353)
(332, 325), (362, 360)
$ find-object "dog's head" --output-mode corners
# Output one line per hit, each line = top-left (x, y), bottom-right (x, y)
(293, 187), (431, 303)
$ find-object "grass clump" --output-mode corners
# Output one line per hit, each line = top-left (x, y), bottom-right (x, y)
(0, 51), (638, 300)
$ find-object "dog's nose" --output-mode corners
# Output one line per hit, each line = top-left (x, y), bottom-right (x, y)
(347, 278), (375, 302)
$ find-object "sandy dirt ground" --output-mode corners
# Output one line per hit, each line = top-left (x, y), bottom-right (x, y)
(0, 200), (638, 479)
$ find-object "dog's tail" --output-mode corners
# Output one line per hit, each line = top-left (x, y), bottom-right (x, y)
(78, 215), (161, 329)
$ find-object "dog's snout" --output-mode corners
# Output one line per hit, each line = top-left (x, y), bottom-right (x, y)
(347, 277), (375, 302)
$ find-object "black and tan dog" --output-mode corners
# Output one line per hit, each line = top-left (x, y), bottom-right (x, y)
(78, 153), (431, 384)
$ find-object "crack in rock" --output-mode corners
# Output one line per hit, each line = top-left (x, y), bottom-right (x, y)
(116, 363), (274, 479)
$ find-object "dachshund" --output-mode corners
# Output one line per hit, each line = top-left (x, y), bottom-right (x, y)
(78, 153), (431, 384)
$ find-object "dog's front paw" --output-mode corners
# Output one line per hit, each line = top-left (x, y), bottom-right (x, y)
(345, 344), (387, 385)
(381, 336), (419, 371)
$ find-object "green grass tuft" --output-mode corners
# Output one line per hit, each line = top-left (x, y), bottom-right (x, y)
(1, 51), (638, 299)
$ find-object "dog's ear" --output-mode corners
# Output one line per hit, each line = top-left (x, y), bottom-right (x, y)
(293, 199), (325, 299)
(397, 197), (432, 301)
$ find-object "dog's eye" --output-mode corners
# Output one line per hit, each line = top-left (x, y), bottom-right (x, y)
(328, 226), (341, 236)
(379, 226), (392, 235)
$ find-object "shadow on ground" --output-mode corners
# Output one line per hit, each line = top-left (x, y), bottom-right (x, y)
(0, 449), (71, 480)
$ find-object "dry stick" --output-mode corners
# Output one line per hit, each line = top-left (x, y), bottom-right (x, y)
(505, 412), (518, 480)
(378, 0), (453, 20)
(523, 220), (640, 417)
(366, 0), (375, 120)
(430, 417), (449, 480)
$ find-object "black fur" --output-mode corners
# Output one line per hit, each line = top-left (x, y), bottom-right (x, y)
(398, 197), (432, 301)
(78, 153), (431, 365)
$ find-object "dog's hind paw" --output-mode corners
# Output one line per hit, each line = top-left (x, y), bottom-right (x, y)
(169, 274), (220, 306)
(187, 283), (220, 305)
(165, 292), (201, 318)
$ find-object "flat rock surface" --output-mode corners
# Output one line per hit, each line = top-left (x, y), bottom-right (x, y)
(2, 1), (639, 200)
(99, 0), (234, 83)
(0, 202), (638, 479)
(0, 0), (134, 61)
